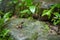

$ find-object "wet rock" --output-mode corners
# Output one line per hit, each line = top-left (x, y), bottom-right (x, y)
(6, 18), (60, 40)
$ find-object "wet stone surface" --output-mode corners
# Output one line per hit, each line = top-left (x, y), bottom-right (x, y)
(6, 18), (60, 40)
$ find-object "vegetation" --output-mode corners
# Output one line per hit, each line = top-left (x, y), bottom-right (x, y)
(0, 0), (60, 40)
(42, 4), (60, 25)
(0, 12), (12, 40)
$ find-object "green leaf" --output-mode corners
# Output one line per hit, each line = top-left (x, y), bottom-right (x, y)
(4, 18), (10, 22)
(3, 12), (11, 19)
(24, 0), (33, 6)
(54, 12), (60, 18)
(42, 4), (57, 19)
(53, 20), (60, 25)
(3, 12), (11, 22)
(13, 0), (18, 4)
(42, 10), (48, 16)
(0, 0), (2, 2)
(20, 9), (29, 13)
(21, 0), (25, 2)
(52, 12), (60, 25)
(29, 6), (36, 14)
(56, 4), (60, 8)
(18, 3), (22, 6)
(42, 10), (51, 18)
(0, 19), (4, 27)
(1, 29), (9, 37)
(0, 11), (3, 15)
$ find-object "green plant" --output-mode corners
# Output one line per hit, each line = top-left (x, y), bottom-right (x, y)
(19, 0), (36, 17)
(42, 4), (57, 19)
(0, 12), (12, 40)
(56, 4), (60, 8)
(42, 4), (60, 25)
(0, 18), (10, 40)
(52, 12), (60, 25)
(7, 0), (40, 18)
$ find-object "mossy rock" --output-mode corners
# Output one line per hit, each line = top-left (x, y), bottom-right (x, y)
(6, 18), (60, 40)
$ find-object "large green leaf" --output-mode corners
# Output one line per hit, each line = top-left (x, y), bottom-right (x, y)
(29, 6), (36, 14)
(0, 0), (2, 2)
